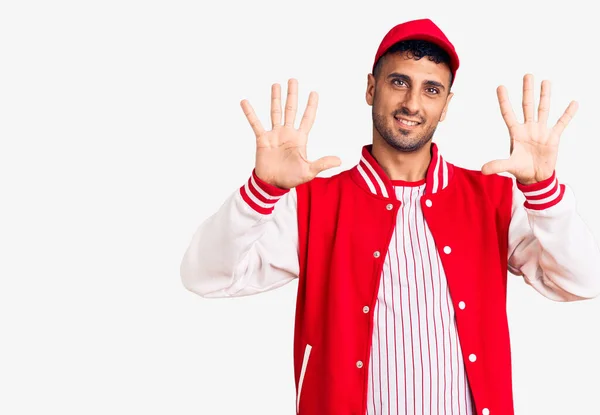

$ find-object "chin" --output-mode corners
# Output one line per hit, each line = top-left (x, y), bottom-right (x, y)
(385, 137), (426, 153)
(397, 127), (414, 136)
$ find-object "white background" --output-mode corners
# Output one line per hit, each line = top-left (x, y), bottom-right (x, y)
(1, 0), (599, 414)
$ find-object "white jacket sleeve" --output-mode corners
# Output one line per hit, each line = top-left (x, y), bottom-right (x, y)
(508, 171), (600, 301)
(180, 171), (299, 298)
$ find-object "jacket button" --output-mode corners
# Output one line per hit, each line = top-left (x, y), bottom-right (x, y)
(469, 354), (477, 362)
(386, 203), (393, 210)
(373, 251), (381, 258)
(356, 360), (363, 368)
(363, 306), (370, 313)
(425, 199), (432, 207)
(458, 301), (466, 310)
(482, 409), (490, 415)
(443, 246), (452, 254)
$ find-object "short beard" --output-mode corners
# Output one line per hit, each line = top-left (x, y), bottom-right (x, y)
(372, 103), (437, 153)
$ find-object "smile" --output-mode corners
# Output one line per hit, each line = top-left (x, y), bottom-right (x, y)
(394, 117), (421, 128)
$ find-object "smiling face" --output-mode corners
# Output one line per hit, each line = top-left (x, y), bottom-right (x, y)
(366, 50), (454, 152)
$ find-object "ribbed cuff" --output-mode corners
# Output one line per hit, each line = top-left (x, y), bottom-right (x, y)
(239, 170), (290, 214)
(517, 171), (565, 210)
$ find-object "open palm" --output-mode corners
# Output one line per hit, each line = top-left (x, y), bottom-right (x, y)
(481, 74), (578, 185)
(240, 79), (341, 189)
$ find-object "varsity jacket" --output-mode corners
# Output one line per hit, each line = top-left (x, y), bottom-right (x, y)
(180, 143), (600, 415)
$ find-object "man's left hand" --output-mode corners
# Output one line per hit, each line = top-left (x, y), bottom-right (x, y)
(481, 73), (578, 185)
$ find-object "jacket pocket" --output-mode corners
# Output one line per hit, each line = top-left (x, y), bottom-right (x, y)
(296, 343), (312, 414)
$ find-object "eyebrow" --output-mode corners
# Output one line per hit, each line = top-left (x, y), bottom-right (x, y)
(386, 72), (446, 91)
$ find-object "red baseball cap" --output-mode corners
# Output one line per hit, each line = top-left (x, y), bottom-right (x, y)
(372, 18), (460, 85)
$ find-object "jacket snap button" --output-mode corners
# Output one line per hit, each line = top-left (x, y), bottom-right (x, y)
(373, 251), (380, 258)
(443, 246), (451, 254)
(425, 199), (432, 207)
(386, 203), (393, 210)
(356, 360), (363, 368)
(469, 354), (477, 362)
(458, 301), (466, 310)
(363, 306), (370, 313)
(482, 409), (490, 415)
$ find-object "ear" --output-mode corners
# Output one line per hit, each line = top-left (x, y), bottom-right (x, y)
(439, 92), (454, 122)
(365, 73), (376, 106)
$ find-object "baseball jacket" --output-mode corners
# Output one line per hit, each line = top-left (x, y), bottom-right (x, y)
(180, 143), (600, 415)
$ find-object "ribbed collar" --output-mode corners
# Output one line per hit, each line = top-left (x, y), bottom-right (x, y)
(351, 143), (455, 198)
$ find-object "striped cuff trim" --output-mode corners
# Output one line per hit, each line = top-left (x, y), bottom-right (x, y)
(239, 170), (289, 214)
(517, 171), (565, 210)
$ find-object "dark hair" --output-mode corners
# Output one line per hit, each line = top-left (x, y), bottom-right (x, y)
(373, 39), (453, 87)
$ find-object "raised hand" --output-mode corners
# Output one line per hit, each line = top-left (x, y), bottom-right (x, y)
(240, 78), (341, 189)
(481, 74), (578, 185)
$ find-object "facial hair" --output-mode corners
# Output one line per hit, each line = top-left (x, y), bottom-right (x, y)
(372, 93), (438, 153)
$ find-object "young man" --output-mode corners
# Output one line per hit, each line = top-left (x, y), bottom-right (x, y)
(180, 18), (600, 415)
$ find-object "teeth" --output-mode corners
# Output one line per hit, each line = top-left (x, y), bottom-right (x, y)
(396, 117), (418, 126)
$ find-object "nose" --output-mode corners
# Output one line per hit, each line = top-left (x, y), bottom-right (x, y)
(401, 88), (421, 116)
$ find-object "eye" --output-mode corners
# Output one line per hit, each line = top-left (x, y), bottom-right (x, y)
(426, 87), (440, 95)
(392, 79), (406, 87)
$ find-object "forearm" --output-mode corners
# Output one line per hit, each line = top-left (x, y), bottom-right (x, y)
(180, 172), (299, 298)
(509, 176), (600, 300)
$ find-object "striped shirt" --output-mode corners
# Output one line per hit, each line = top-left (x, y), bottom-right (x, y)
(366, 180), (474, 415)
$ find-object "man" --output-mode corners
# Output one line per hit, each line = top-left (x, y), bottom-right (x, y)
(180, 18), (600, 415)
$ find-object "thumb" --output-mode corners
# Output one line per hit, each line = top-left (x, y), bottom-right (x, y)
(309, 156), (342, 177)
(481, 158), (512, 176)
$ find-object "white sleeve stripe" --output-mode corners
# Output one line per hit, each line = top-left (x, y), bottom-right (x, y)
(250, 174), (284, 201)
(244, 182), (277, 209)
(522, 177), (558, 197)
(526, 184), (561, 205)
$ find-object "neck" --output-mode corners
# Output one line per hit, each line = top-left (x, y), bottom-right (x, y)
(370, 136), (432, 182)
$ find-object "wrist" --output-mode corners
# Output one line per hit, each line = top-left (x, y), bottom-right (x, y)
(254, 170), (289, 192)
(517, 172), (553, 186)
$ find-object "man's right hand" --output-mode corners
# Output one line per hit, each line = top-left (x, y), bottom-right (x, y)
(240, 78), (342, 190)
